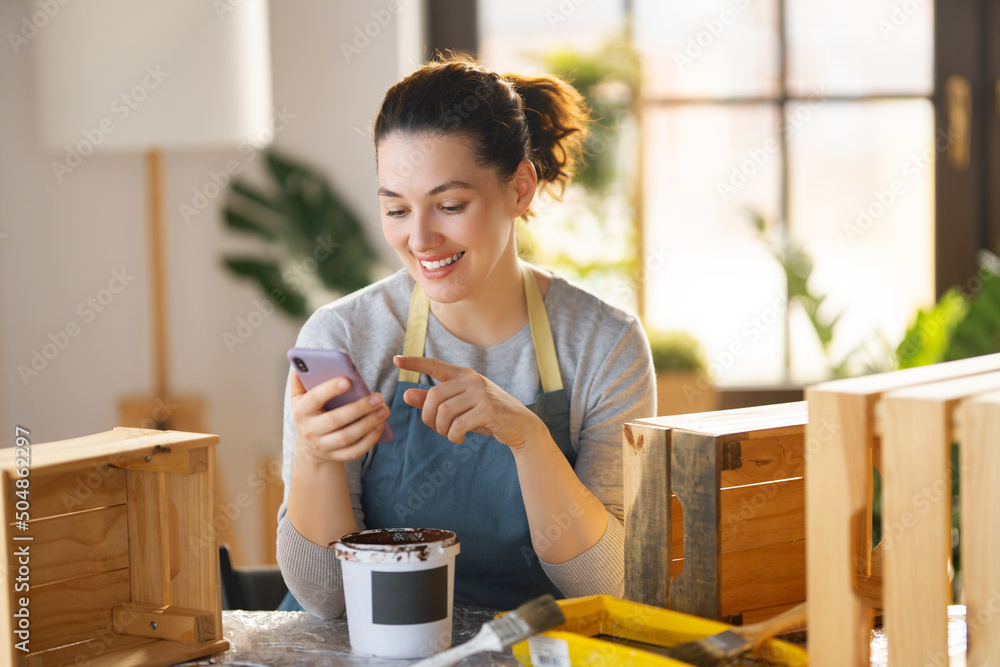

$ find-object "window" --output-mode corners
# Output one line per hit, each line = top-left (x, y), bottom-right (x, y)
(477, 0), (935, 386)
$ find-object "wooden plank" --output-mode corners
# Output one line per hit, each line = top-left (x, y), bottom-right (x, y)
(669, 478), (805, 557)
(809, 352), (1000, 397)
(28, 568), (129, 653)
(25, 635), (228, 667)
(28, 506), (129, 586)
(805, 389), (873, 667)
(720, 432), (805, 488)
(669, 540), (806, 617)
(112, 603), (214, 643)
(623, 422), (671, 608)
(738, 600), (803, 626)
(670, 430), (724, 620)
(163, 446), (223, 637)
(19, 465), (127, 520)
(635, 401), (807, 438)
(957, 390), (1000, 665)
(0, 428), (220, 479)
(127, 471), (170, 605)
(879, 393), (956, 665)
(114, 447), (207, 475)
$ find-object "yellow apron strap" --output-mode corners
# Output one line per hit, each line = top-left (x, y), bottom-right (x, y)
(398, 265), (562, 392)
(399, 283), (429, 384)
(522, 263), (563, 393)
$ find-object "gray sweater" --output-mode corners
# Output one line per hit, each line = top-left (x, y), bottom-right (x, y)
(277, 267), (656, 618)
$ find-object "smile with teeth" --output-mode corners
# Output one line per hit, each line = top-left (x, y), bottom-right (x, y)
(420, 252), (464, 270)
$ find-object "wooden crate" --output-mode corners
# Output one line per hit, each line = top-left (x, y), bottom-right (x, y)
(623, 401), (809, 623)
(806, 353), (1000, 666)
(0, 428), (229, 667)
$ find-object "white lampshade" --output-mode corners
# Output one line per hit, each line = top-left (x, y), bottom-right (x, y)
(33, 0), (273, 152)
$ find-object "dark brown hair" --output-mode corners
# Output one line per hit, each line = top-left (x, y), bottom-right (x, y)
(373, 53), (591, 216)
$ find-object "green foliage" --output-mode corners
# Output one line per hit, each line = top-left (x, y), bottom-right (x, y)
(536, 33), (640, 194)
(895, 249), (1000, 367)
(221, 151), (380, 319)
(747, 208), (841, 358)
(646, 330), (708, 373)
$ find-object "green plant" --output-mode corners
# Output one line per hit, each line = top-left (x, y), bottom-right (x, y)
(645, 330), (708, 374)
(221, 150), (381, 319)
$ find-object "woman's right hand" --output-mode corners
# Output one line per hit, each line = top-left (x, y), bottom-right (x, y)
(289, 371), (390, 464)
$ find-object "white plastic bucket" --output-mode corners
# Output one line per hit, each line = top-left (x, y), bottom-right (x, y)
(334, 527), (460, 658)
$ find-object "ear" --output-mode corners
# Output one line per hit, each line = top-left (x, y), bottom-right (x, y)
(510, 160), (537, 218)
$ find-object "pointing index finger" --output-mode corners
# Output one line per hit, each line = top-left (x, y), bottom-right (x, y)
(393, 355), (463, 382)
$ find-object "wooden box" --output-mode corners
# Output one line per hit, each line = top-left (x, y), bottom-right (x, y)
(0, 428), (229, 667)
(807, 353), (1000, 666)
(623, 401), (808, 624)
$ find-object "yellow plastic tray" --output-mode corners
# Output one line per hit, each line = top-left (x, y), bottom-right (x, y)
(510, 595), (808, 666)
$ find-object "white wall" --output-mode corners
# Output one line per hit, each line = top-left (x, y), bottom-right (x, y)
(0, 0), (418, 564)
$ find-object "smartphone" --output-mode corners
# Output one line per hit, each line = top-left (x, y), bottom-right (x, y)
(287, 347), (392, 443)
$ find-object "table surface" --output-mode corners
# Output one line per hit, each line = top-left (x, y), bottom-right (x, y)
(174, 607), (522, 667)
(171, 605), (971, 666)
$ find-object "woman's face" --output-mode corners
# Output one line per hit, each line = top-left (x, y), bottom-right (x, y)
(377, 132), (533, 304)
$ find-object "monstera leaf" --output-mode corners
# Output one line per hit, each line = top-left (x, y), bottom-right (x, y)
(221, 151), (381, 319)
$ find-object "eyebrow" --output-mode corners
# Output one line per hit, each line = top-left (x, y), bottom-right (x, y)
(377, 181), (474, 198)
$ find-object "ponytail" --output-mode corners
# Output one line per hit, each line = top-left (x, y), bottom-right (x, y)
(373, 53), (592, 217)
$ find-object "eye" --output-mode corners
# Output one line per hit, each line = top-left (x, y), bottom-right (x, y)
(384, 208), (408, 218)
(440, 203), (465, 215)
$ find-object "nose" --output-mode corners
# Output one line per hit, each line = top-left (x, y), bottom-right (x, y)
(408, 207), (443, 253)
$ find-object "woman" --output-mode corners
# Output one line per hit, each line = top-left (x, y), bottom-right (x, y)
(277, 54), (655, 617)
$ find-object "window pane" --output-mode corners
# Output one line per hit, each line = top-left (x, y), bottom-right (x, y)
(643, 105), (785, 385)
(634, 0), (779, 99)
(788, 100), (935, 381)
(786, 0), (933, 96)
(478, 0), (624, 73)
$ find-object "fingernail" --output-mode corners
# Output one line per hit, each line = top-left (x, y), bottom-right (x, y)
(368, 394), (382, 406)
(338, 379), (349, 389)
(377, 407), (389, 418)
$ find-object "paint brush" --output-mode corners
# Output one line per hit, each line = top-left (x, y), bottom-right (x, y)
(411, 594), (566, 667)
(663, 601), (806, 666)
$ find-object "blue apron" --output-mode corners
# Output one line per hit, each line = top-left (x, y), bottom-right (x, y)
(361, 264), (575, 610)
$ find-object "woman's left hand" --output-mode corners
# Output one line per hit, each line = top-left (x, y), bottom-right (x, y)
(393, 355), (543, 449)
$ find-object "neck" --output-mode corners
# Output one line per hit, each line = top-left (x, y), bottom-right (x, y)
(429, 250), (527, 348)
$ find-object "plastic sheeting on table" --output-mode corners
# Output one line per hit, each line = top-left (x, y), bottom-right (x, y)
(869, 605), (967, 667)
(174, 607), (522, 666)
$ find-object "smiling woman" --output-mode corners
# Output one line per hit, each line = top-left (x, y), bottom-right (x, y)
(276, 54), (656, 618)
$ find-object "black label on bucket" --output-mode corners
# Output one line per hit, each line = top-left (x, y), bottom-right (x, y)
(371, 566), (448, 625)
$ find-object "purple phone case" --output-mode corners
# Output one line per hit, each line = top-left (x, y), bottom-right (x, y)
(287, 347), (392, 443)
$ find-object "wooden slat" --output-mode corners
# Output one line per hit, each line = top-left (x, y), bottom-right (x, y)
(163, 446), (223, 636)
(720, 432), (805, 488)
(0, 428), (219, 479)
(28, 506), (129, 586)
(9, 465), (126, 521)
(670, 430), (724, 620)
(28, 569), (129, 653)
(127, 472), (170, 605)
(623, 422), (671, 608)
(805, 389), (873, 667)
(114, 448), (207, 475)
(25, 635), (228, 667)
(112, 603), (214, 643)
(669, 540), (806, 617)
(636, 401), (807, 438)
(958, 390), (1000, 665)
(877, 371), (1000, 666)
(670, 478), (805, 556)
